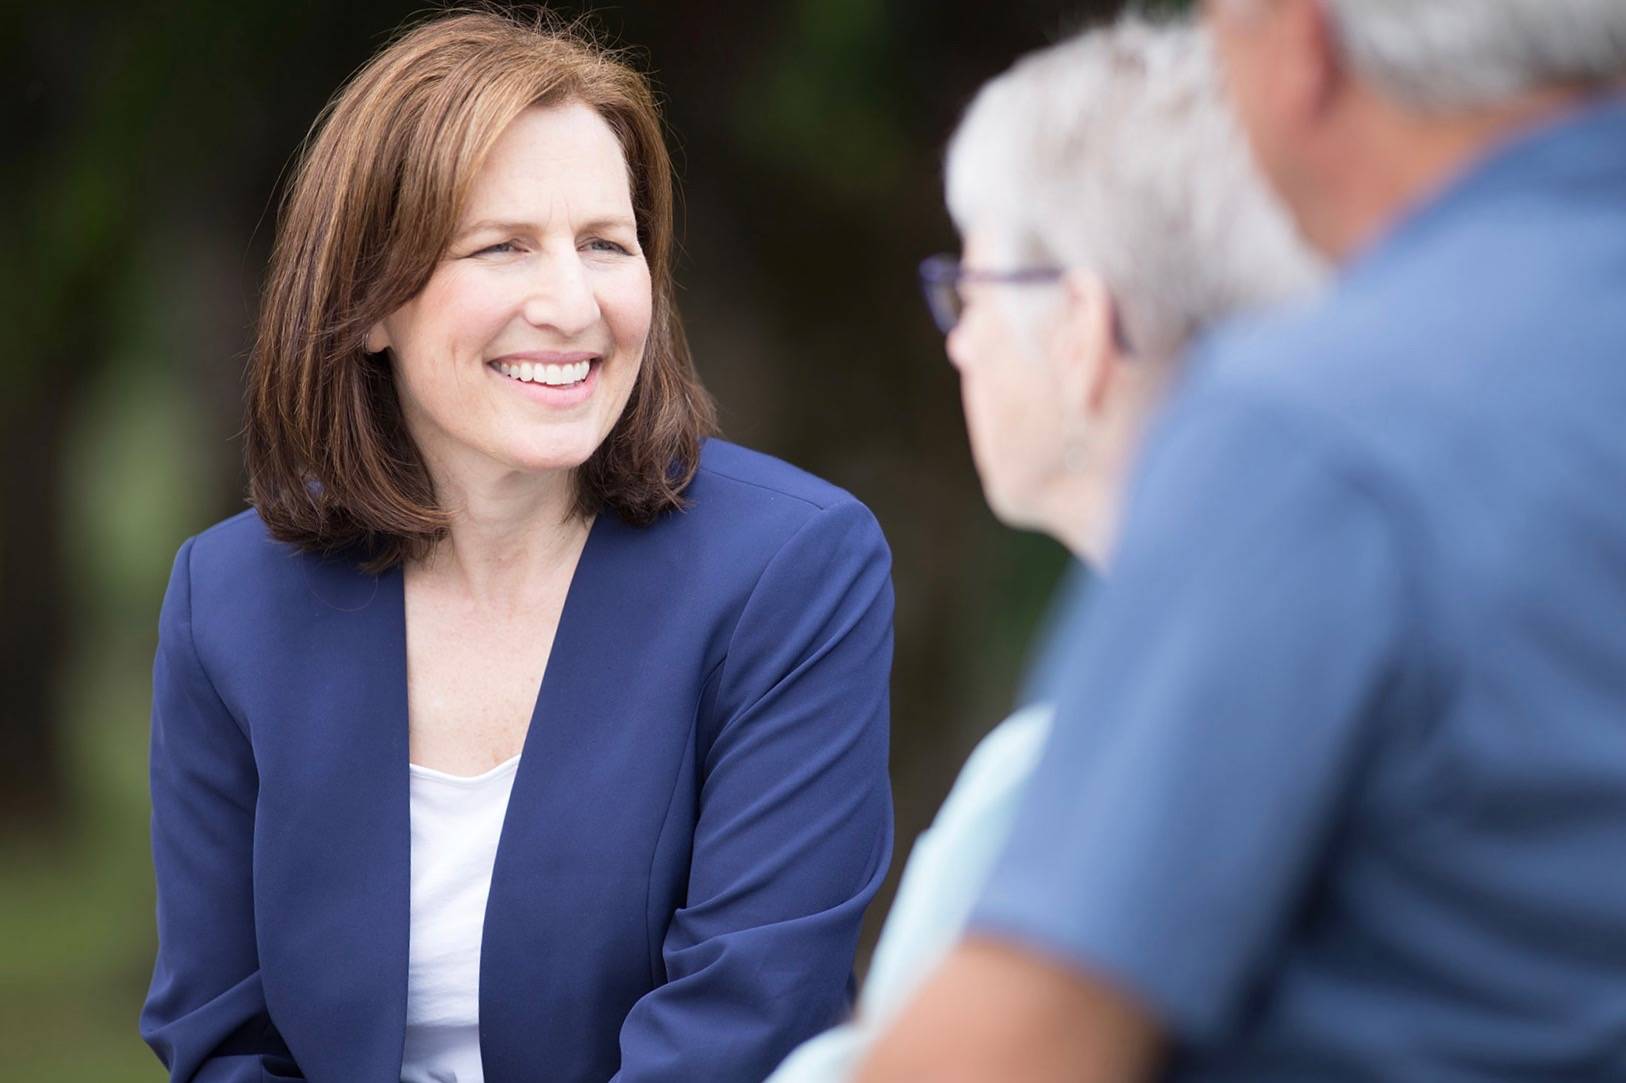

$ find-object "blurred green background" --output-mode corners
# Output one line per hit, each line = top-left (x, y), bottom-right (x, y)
(0, 1), (1164, 1077)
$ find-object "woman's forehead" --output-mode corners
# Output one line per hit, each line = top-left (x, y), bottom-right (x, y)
(462, 102), (634, 219)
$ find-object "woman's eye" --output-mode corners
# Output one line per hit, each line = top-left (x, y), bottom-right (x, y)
(472, 241), (519, 257)
(585, 238), (631, 255)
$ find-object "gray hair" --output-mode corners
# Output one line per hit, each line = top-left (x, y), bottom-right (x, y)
(1324, 0), (1626, 111)
(945, 17), (1320, 360)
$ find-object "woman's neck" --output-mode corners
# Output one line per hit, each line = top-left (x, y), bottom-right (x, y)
(411, 454), (591, 613)
(1042, 471), (1115, 572)
(1044, 348), (1178, 570)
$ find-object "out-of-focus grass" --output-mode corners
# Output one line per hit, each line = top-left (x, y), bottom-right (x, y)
(3, 646), (163, 1081)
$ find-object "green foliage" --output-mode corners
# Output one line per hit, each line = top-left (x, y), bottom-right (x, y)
(1135, 0), (1198, 15)
(732, 0), (910, 201)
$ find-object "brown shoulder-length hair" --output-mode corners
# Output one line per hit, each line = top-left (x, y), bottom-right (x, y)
(245, 8), (717, 571)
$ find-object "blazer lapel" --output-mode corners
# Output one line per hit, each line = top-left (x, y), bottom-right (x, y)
(478, 510), (702, 1081)
(255, 552), (411, 1083)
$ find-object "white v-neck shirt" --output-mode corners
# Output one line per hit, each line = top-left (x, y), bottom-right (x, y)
(400, 754), (521, 1083)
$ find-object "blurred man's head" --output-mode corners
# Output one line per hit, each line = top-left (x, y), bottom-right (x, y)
(1203, 0), (1626, 259)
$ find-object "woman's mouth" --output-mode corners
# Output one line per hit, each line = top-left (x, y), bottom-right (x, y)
(492, 358), (592, 387)
(486, 356), (601, 407)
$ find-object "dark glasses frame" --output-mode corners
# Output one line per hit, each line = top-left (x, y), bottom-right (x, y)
(917, 253), (1064, 333)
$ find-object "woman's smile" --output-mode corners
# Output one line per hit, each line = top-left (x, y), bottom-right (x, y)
(487, 353), (602, 408)
(369, 101), (654, 475)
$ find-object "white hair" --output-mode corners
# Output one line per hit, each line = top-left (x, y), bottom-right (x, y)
(1323, 0), (1626, 111)
(945, 17), (1321, 361)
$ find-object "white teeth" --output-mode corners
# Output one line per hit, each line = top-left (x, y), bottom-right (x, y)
(495, 360), (592, 386)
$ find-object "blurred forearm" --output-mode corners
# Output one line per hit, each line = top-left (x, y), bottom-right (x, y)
(854, 936), (1165, 1083)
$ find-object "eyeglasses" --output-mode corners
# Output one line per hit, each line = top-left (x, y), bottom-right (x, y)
(917, 253), (1063, 333)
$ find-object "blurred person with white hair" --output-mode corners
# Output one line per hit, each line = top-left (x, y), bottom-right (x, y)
(765, 16), (1320, 1082)
(862, 1), (1626, 1081)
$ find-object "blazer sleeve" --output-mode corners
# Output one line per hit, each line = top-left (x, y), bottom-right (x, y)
(612, 498), (896, 1082)
(140, 536), (301, 1082)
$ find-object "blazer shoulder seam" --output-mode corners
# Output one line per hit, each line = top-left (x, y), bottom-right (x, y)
(192, 505), (261, 544)
(179, 534), (254, 744)
(694, 463), (853, 515)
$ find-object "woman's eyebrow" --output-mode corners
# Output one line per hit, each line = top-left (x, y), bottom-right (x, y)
(454, 218), (532, 239)
(577, 214), (638, 234)
(455, 213), (637, 238)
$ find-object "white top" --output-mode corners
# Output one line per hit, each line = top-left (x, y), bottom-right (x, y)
(400, 754), (521, 1083)
(764, 704), (1055, 1082)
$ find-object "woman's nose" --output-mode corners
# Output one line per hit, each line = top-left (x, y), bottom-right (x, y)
(520, 252), (601, 336)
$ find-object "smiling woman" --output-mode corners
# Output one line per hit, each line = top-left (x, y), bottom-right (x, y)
(245, 14), (714, 560)
(141, 11), (895, 1083)
(364, 102), (656, 513)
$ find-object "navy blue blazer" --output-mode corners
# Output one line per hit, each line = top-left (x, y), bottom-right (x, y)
(140, 440), (895, 1083)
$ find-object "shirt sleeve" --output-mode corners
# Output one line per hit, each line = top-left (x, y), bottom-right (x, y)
(612, 498), (896, 1082)
(971, 383), (1415, 1041)
(140, 537), (301, 1082)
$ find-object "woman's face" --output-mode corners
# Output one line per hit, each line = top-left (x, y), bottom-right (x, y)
(369, 100), (652, 485)
(945, 227), (1072, 529)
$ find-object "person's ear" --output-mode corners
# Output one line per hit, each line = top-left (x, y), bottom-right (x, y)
(1052, 268), (1125, 424)
(366, 320), (390, 355)
(1283, 0), (1346, 121)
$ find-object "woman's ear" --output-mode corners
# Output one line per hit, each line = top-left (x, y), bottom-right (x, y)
(1290, 0), (1347, 122)
(366, 320), (390, 355)
(1051, 268), (1126, 423)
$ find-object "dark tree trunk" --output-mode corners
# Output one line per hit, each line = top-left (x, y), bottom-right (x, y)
(0, 363), (76, 834)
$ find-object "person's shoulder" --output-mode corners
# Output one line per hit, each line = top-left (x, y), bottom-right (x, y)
(1178, 272), (1466, 474)
(180, 506), (277, 579)
(189, 504), (279, 550)
(182, 506), (309, 591)
(659, 440), (889, 614)
(1196, 189), (1622, 422)
(937, 705), (1055, 831)
(857, 705), (1054, 1017)
(690, 438), (867, 518)
(1192, 288), (1381, 401)
(159, 509), (329, 684)
(681, 438), (885, 553)
(176, 505), (374, 629)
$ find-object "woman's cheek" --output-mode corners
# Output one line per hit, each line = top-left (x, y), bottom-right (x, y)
(601, 268), (655, 349)
(963, 376), (1012, 476)
(983, 369), (1030, 452)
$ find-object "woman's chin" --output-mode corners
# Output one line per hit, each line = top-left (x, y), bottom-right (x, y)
(982, 481), (1047, 534)
(982, 488), (1025, 527)
(483, 425), (613, 477)
(504, 447), (599, 476)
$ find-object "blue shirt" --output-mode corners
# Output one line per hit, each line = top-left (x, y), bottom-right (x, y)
(1016, 560), (1095, 707)
(973, 96), (1626, 1081)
